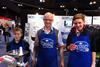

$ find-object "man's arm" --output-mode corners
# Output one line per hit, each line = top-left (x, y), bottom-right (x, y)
(59, 46), (64, 67)
(58, 31), (64, 67)
(33, 34), (39, 57)
(90, 26), (96, 67)
(91, 52), (96, 67)
(66, 32), (73, 51)
(32, 32), (40, 66)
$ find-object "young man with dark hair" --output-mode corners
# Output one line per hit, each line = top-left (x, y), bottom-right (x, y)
(66, 13), (96, 67)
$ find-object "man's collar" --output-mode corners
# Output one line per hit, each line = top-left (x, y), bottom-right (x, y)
(42, 26), (53, 31)
(42, 26), (53, 34)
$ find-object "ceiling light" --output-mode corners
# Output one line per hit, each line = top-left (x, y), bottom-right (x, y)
(38, 7), (43, 10)
(74, 8), (78, 11)
(89, 2), (92, 5)
(38, 8), (41, 10)
(60, 5), (65, 8)
(2, 6), (7, 9)
(40, 0), (45, 3)
(93, 1), (96, 4)
(89, 1), (96, 5)
(18, 3), (23, 7)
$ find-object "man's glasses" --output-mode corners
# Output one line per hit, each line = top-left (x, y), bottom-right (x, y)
(43, 19), (53, 21)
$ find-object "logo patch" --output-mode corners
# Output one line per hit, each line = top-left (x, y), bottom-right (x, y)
(75, 41), (89, 52)
(41, 38), (54, 48)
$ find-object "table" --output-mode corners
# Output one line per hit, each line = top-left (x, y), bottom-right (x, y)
(6, 49), (29, 67)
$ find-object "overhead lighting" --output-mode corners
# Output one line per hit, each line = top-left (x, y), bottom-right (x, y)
(40, 0), (45, 3)
(38, 7), (44, 10)
(89, 1), (96, 5)
(93, 1), (96, 4)
(18, 3), (23, 7)
(74, 8), (78, 11)
(2, 6), (7, 9)
(89, 2), (92, 5)
(38, 8), (41, 10)
(60, 5), (65, 8)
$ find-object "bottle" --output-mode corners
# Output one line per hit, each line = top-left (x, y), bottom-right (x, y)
(19, 47), (23, 56)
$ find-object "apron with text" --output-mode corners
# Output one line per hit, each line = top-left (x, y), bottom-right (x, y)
(68, 33), (92, 67)
(36, 30), (58, 67)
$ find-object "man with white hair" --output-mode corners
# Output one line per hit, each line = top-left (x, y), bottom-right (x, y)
(33, 12), (64, 67)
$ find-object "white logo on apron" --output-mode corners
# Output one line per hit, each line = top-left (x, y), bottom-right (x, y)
(75, 41), (89, 52)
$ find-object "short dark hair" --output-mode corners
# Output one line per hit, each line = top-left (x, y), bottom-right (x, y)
(73, 13), (85, 22)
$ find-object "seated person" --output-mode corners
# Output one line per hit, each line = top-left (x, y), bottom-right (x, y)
(6, 27), (30, 66)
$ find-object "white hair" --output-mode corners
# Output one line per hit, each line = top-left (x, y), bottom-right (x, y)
(44, 12), (55, 19)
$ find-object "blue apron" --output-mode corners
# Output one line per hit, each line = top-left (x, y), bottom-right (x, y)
(68, 33), (92, 67)
(36, 29), (58, 67)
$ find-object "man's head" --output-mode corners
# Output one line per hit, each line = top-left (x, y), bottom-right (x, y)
(13, 27), (23, 42)
(72, 13), (85, 31)
(43, 12), (55, 29)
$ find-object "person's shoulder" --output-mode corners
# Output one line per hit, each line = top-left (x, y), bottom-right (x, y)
(68, 27), (75, 36)
(37, 28), (43, 32)
(8, 39), (14, 44)
(22, 40), (30, 46)
(53, 27), (59, 33)
(85, 25), (98, 34)
(22, 39), (29, 44)
(36, 28), (44, 36)
(6, 40), (14, 46)
(37, 28), (43, 33)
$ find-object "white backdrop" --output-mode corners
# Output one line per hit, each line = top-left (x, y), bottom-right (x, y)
(25, 14), (92, 45)
(93, 16), (100, 25)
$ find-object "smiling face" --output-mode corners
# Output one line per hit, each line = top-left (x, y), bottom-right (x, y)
(72, 13), (85, 31)
(14, 31), (22, 42)
(43, 12), (54, 29)
(73, 19), (85, 31)
(13, 28), (22, 43)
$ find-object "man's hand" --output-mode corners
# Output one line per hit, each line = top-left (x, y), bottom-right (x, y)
(91, 62), (96, 67)
(68, 44), (77, 51)
(59, 46), (64, 67)
(32, 58), (37, 67)
(60, 60), (64, 67)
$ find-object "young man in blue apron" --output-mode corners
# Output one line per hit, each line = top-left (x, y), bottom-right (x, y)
(66, 13), (96, 67)
(33, 12), (64, 67)
(7, 27), (30, 67)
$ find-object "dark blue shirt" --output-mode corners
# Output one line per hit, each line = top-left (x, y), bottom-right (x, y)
(7, 39), (30, 63)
